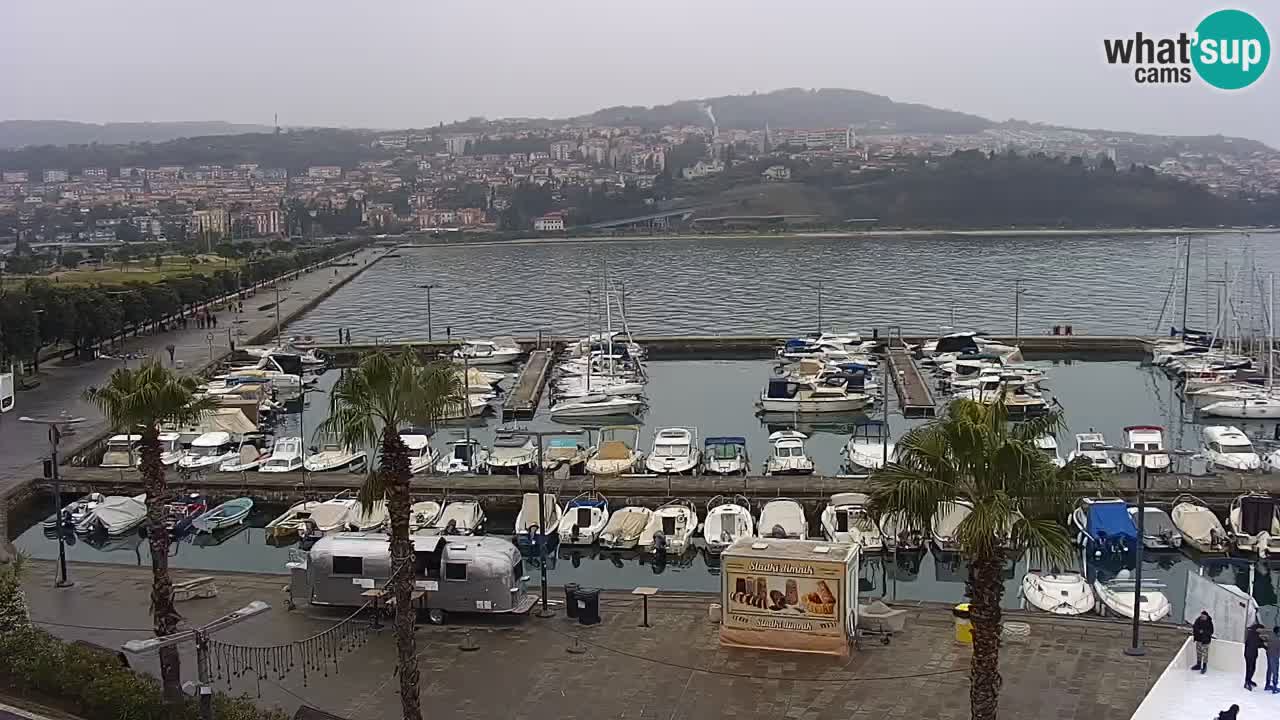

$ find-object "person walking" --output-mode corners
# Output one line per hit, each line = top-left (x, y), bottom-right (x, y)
(1192, 610), (1214, 674)
(1245, 622), (1265, 690)
(1268, 626), (1280, 693)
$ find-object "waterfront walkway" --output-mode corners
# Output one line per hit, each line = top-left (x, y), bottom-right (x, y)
(20, 560), (1181, 720)
(0, 248), (383, 508)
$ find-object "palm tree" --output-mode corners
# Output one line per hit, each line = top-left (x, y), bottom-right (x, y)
(867, 398), (1100, 720)
(84, 362), (216, 700)
(317, 351), (462, 720)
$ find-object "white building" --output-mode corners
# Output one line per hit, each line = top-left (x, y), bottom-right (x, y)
(444, 135), (475, 155)
(533, 214), (565, 232)
(762, 165), (791, 182)
(682, 159), (724, 180)
(550, 141), (576, 161)
(307, 166), (342, 179)
(42, 169), (69, 183)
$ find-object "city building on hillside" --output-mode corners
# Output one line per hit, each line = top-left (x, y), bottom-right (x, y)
(682, 159), (724, 180)
(444, 135), (474, 155)
(42, 169), (69, 183)
(533, 213), (565, 232)
(307, 165), (342, 179)
(773, 126), (856, 151)
(762, 165), (791, 181)
(1, 171), (27, 183)
(190, 208), (229, 237)
(550, 140), (576, 161)
(82, 167), (108, 179)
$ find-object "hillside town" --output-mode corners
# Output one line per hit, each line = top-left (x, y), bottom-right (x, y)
(2, 118), (1279, 246)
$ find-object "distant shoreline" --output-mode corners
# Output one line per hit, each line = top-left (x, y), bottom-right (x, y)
(395, 226), (1274, 250)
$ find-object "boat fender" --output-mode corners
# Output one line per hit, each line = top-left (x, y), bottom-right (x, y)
(570, 524), (580, 542)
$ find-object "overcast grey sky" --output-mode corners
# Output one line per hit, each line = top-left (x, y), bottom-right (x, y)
(3, 0), (1277, 145)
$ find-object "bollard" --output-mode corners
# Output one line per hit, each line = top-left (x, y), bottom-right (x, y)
(565, 636), (587, 654)
(459, 630), (479, 652)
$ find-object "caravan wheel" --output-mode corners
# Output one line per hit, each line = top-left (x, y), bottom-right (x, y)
(427, 608), (447, 625)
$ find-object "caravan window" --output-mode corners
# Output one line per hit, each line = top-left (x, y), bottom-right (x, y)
(332, 556), (363, 575)
(445, 562), (467, 581)
(415, 550), (441, 580)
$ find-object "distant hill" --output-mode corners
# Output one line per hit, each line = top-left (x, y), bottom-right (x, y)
(576, 88), (994, 134)
(0, 120), (275, 149)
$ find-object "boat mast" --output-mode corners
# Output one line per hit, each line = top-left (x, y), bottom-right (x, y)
(1180, 236), (1191, 340)
(604, 262), (614, 378)
(1269, 273), (1274, 393)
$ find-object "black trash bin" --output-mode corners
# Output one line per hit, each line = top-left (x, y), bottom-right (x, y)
(564, 583), (580, 618)
(576, 588), (601, 626)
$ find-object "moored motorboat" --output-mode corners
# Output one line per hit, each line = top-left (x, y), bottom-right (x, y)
(585, 426), (643, 475)
(644, 427), (701, 475)
(514, 492), (561, 551)
(1201, 425), (1262, 471)
(1034, 435), (1066, 468)
(179, 432), (238, 471)
(453, 337), (522, 366)
(763, 430), (815, 476)
(931, 499), (973, 553)
(99, 435), (141, 469)
(1021, 571), (1095, 616)
(757, 498), (808, 540)
(220, 433), (273, 472)
(702, 436), (749, 475)
(42, 493), (105, 530)
(1094, 570), (1170, 622)
(191, 498), (254, 534)
(428, 498), (486, 535)
(401, 433), (438, 475)
(639, 499), (698, 555)
(880, 511), (925, 552)
(759, 377), (869, 414)
(556, 492), (609, 545)
(75, 494), (147, 536)
(821, 492), (884, 551)
(1202, 396), (1280, 419)
(488, 432), (538, 474)
(1128, 505), (1183, 549)
(599, 506), (651, 549)
(550, 394), (645, 419)
(434, 439), (491, 475)
(303, 440), (366, 473)
(1120, 425), (1171, 471)
(1170, 494), (1229, 553)
(543, 437), (589, 474)
(409, 501), (442, 532)
(704, 495), (755, 554)
(259, 437), (304, 473)
(1071, 497), (1136, 554)
(1066, 432), (1116, 470)
(841, 421), (895, 473)
(1228, 491), (1280, 556)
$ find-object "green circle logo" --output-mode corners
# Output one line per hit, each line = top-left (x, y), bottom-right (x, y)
(1192, 9), (1270, 89)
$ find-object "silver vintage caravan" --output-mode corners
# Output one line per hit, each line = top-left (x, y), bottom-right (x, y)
(288, 532), (538, 623)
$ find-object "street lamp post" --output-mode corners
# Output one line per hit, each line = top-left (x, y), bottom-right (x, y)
(20, 414), (86, 587)
(816, 281), (824, 334)
(1014, 279), (1028, 343)
(1104, 442), (1192, 657)
(418, 284), (435, 341)
(502, 427), (584, 618)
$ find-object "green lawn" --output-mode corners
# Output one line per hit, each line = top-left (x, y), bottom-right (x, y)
(4, 255), (244, 287)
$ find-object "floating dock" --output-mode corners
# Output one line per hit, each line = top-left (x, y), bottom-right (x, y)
(886, 347), (936, 418)
(501, 349), (551, 421)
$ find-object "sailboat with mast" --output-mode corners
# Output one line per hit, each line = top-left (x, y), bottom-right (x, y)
(1202, 272), (1280, 418)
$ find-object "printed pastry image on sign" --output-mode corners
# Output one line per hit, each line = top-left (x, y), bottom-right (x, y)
(719, 542), (857, 657)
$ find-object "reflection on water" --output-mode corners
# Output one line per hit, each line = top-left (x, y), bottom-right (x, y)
(288, 232), (1280, 340)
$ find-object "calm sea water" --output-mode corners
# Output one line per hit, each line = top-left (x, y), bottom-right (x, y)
(16, 357), (1280, 622)
(288, 232), (1280, 341)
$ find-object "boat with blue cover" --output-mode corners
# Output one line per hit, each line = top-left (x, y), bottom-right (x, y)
(1071, 497), (1137, 554)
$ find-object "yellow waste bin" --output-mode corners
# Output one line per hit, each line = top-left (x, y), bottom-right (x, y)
(953, 603), (973, 644)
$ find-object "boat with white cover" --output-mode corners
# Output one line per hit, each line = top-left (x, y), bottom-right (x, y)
(431, 497), (485, 535)
(1120, 425), (1170, 471)
(265, 493), (355, 539)
(1228, 492), (1280, 556)
(434, 439), (490, 475)
(702, 436), (749, 475)
(1170, 494), (1228, 552)
(1201, 425), (1262, 471)
(1094, 570), (1170, 621)
(514, 492), (561, 551)
(179, 432), (238, 470)
(841, 421), (895, 473)
(644, 427), (701, 475)
(304, 439), (366, 473)
(704, 495), (755, 554)
(639, 499), (698, 554)
(757, 498), (808, 540)
(1066, 432), (1116, 470)
(401, 433), (438, 475)
(585, 426), (643, 475)
(1128, 505), (1183, 549)
(1034, 435), (1066, 468)
(489, 433), (539, 474)
(550, 394), (645, 419)
(759, 377), (869, 414)
(453, 337), (522, 366)
(931, 499), (973, 553)
(763, 430), (815, 476)
(599, 506), (651, 549)
(821, 492), (885, 551)
(1021, 571), (1096, 615)
(259, 437), (304, 473)
(75, 494), (147, 535)
(556, 492), (609, 545)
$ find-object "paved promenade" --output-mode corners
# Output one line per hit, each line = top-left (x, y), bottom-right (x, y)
(0, 248), (383, 501)
(20, 560), (1183, 720)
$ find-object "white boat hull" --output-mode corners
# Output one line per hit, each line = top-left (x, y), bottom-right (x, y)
(759, 397), (867, 413)
(1094, 581), (1170, 622)
(1022, 573), (1096, 616)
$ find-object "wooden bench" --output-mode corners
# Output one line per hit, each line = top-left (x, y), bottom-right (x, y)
(173, 576), (218, 602)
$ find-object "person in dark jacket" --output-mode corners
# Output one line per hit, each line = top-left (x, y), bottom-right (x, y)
(1192, 611), (1214, 673)
(1245, 622), (1265, 690)
(1217, 703), (1239, 720)
(1267, 625), (1280, 692)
